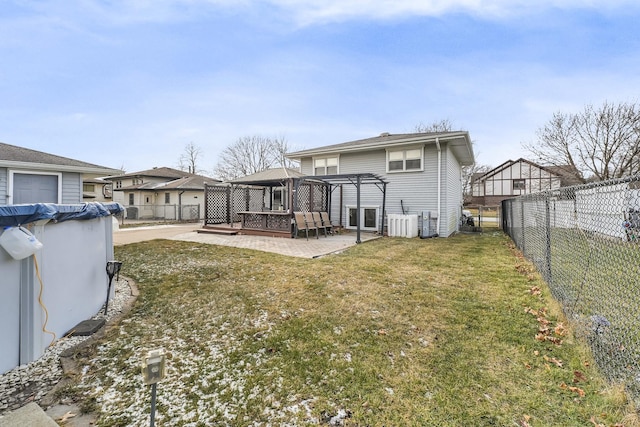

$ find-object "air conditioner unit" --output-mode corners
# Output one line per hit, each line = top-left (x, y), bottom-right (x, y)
(421, 211), (438, 238)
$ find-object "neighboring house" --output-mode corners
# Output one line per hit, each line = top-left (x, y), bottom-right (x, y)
(470, 158), (579, 206)
(0, 142), (121, 205)
(286, 131), (475, 238)
(82, 176), (115, 203)
(104, 167), (220, 220)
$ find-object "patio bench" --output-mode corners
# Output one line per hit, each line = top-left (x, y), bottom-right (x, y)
(294, 211), (318, 240)
(320, 211), (333, 235)
(312, 212), (328, 237)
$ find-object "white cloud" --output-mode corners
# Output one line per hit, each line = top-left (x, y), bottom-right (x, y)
(7, 0), (639, 30)
(263, 0), (640, 26)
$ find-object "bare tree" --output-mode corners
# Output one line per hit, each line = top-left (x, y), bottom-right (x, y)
(413, 119), (489, 203)
(524, 101), (640, 182)
(213, 135), (297, 181)
(463, 163), (492, 204)
(271, 135), (299, 171)
(414, 118), (456, 133)
(178, 142), (203, 174)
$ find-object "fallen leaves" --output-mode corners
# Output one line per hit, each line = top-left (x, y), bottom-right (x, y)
(57, 411), (76, 422)
(525, 306), (564, 346)
(573, 370), (588, 383)
(554, 323), (567, 337)
(525, 307), (592, 401)
(560, 382), (586, 397)
(543, 355), (563, 368)
(515, 263), (537, 281)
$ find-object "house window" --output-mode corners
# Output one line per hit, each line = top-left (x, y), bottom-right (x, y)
(116, 181), (122, 189)
(513, 179), (526, 190)
(128, 193), (134, 205)
(314, 157), (338, 175)
(83, 183), (95, 192)
(387, 148), (423, 172)
(347, 206), (379, 230)
(165, 193), (170, 204)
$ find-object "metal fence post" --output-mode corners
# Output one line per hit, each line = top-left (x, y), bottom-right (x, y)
(520, 197), (525, 255)
(545, 197), (552, 284)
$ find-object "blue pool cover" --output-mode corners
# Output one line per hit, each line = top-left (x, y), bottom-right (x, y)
(0, 202), (124, 227)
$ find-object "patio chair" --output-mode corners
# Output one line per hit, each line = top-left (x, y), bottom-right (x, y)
(294, 211), (318, 240)
(303, 211), (320, 239)
(312, 211), (328, 237)
(320, 211), (333, 235)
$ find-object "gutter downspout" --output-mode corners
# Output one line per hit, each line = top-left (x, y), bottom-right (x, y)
(435, 138), (441, 236)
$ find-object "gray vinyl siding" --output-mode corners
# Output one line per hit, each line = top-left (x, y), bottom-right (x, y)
(442, 144), (464, 237)
(338, 150), (386, 229)
(300, 158), (313, 174)
(384, 145), (439, 217)
(0, 168), (7, 205)
(299, 141), (466, 236)
(61, 172), (82, 203)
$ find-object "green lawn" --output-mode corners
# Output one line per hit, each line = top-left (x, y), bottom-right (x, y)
(68, 232), (637, 426)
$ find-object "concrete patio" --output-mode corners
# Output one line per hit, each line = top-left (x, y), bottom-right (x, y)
(113, 223), (381, 258)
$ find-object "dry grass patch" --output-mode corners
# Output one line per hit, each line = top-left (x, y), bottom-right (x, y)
(70, 233), (636, 426)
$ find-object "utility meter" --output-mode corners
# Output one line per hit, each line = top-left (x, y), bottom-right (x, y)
(142, 349), (166, 385)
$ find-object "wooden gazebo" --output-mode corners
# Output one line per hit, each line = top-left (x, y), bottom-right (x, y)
(202, 168), (387, 242)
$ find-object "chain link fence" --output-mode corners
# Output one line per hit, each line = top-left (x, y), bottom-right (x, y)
(463, 205), (502, 229)
(503, 176), (640, 403)
(120, 204), (201, 222)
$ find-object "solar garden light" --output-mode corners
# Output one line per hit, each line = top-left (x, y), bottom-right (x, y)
(104, 260), (122, 315)
(142, 349), (167, 427)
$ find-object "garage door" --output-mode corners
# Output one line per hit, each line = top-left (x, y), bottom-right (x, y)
(13, 173), (59, 204)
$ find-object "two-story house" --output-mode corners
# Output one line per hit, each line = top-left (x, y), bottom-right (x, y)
(286, 131), (475, 237)
(470, 158), (583, 206)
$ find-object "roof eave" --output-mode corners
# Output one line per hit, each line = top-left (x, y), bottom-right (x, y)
(286, 131), (472, 160)
(0, 160), (122, 175)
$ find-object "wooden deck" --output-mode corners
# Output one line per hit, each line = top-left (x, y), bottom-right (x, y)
(199, 222), (292, 238)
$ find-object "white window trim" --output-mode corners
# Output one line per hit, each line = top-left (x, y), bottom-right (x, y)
(345, 205), (380, 231)
(312, 155), (340, 176)
(7, 169), (63, 204)
(385, 145), (424, 173)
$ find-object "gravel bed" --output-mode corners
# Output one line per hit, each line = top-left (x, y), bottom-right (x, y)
(0, 278), (133, 415)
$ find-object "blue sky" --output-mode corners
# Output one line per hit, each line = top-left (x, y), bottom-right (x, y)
(2, 0), (640, 174)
